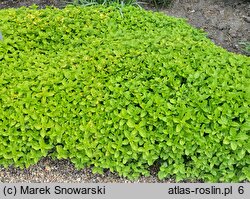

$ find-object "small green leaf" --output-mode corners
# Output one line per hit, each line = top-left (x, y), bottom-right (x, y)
(231, 142), (237, 150)
(176, 124), (182, 133)
(127, 119), (135, 128)
(158, 170), (167, 180)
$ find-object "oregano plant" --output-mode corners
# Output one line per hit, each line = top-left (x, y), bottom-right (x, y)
(0, 4), (249, 182)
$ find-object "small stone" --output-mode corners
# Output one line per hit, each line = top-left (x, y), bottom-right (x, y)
(234, 44), (239, 49)
(243, 16), (250, 23)
(229, 29), (237, 38)
(213, 5), (219, 10)
(218, 23), (227, 30)
(76, 178), (81, 182)
(45, 166), (51, 172)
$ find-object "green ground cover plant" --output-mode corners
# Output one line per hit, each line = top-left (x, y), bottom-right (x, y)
(0, 5), (249, 182)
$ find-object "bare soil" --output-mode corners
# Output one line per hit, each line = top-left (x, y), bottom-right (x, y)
(0, 0), (249, 182)
(146, 0), (250, 55)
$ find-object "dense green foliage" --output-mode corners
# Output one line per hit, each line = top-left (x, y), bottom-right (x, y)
(0, 5), (249, 182)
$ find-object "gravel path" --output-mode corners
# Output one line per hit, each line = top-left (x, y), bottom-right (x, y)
(1, 157), (179, 183)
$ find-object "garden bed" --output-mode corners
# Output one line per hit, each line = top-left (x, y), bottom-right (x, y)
(0, 1), (249, 182)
